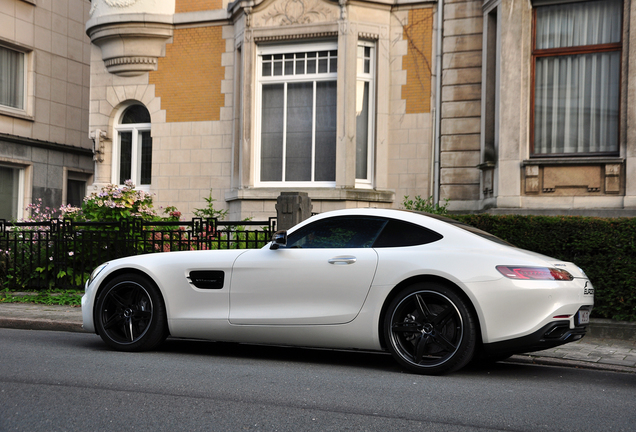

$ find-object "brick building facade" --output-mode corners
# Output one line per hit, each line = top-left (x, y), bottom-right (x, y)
(85, 0), (436, 219)
(83, 0), (636, 219)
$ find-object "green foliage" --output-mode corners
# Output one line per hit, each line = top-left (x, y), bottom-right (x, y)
(0, 288), (82, 306)
(2, 182), (179, 291)
(193, 190), (228, 220)
(402, 195), (450, 215)
(452, 214), (636, 322)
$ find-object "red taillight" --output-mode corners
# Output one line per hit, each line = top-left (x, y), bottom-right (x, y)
(496, 266), (574, 281)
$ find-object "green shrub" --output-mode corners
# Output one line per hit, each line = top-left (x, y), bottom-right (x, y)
(452, 214), (636, 321)
(402, 195), (450, 215)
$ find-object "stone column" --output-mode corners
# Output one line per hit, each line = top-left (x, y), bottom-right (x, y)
(275, 192), (313, 231)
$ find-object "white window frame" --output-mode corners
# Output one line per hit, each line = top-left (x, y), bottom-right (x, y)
(255, 41), (338, 188)
(0, 163), (25, 221)
(355, 41), (376, 188)
(112, 106), (152, 190)
(0, 43), (29, 118)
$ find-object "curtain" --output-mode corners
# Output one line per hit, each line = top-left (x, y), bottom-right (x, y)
(534, 0), (621, 155)
(0, 46), (25, 109)
(355, 80), (370, 179)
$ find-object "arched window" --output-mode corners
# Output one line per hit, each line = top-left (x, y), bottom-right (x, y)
(113, 104), (152, 186)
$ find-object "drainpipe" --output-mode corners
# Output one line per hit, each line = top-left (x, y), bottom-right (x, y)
(432, 0), (444, 205)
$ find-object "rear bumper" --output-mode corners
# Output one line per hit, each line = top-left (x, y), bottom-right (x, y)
(482, 320), (587, 357)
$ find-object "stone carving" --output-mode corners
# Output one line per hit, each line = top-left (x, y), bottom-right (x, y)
(90, 0), (142, 16)
(260, 0), (337, 27)
(103, 0), (141, 7)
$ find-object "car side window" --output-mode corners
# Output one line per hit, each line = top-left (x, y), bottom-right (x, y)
(284, 217), (387, 249)
(372, 219), (443, 248)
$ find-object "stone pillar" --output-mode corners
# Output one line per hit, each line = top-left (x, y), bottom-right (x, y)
(275, 192), (312, 231)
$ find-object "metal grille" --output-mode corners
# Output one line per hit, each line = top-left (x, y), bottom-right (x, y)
(0, 217), (276, 290)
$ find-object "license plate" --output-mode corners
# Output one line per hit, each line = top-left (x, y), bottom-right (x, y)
(578, 310), (590, 325)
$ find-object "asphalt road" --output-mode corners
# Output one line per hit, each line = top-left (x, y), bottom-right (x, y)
(1, 328), (635, 432)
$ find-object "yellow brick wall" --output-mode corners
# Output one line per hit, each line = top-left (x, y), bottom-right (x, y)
(401, 8), (434, 114)
(149, 26), (226, 123)
(176, 0), (223, 13)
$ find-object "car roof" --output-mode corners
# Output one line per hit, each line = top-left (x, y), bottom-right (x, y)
(290, 208), (512, 247)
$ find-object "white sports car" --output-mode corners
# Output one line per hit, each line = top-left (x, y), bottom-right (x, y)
(82, 208), (594, 374)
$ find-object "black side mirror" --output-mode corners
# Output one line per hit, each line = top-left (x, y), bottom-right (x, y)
(270, 230), (287, 250)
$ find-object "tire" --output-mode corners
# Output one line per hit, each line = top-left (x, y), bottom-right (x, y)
(94, 273), (168, 352)
(384, 282), (477, 375)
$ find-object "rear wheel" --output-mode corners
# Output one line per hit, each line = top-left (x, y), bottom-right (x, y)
(384, 282), (477, 375)
(94, 274), (168, 352)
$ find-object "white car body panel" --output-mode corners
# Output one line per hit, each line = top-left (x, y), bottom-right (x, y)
(230, 247), (378, 325)
(82, 208), (594, 355)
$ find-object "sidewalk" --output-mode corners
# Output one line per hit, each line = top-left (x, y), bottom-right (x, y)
(1, 302), (634, 373)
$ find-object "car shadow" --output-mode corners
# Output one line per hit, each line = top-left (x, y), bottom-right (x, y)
(157, 337), (401, 373)
(79, 334), (610, 378)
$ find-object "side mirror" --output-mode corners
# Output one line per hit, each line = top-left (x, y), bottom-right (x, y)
(270, 230), (287, 250)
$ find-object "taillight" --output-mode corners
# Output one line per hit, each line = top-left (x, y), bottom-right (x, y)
(496, 266), (574, 281)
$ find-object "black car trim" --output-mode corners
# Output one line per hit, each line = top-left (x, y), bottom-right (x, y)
(482, 320), (588, 357)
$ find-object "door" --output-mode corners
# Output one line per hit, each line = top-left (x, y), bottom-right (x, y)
(229, 216), (386, 325)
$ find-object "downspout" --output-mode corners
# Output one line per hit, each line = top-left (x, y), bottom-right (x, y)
(432, 0), (444, 205)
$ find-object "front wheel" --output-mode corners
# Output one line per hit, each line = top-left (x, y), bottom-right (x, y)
(384, 283), (477, 375)
(94, 274), (168, 352)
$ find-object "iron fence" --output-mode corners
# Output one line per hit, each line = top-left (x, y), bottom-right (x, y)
(0, 217), (276, 290)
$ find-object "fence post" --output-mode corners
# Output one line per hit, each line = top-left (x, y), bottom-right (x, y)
(275, 192), (312, 231)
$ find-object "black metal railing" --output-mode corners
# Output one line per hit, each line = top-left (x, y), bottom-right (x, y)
(0, 217), (276, 290)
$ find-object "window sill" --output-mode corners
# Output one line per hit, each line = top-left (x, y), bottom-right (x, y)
(523, 157), (624, 166)
(226, 187), (395, 203)
(0, 106), (33, 122)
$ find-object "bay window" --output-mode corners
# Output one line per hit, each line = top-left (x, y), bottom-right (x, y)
(532, 0), (622, 156)
(257, 43), (338, 186)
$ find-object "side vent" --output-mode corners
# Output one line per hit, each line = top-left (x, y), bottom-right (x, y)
(188, 271), (225, 289)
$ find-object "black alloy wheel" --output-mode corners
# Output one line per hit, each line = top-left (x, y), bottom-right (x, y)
(384, 283), (477, 375)
(95, 274), (168, 352)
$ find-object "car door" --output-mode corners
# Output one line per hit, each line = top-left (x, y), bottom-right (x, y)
(229, 216), (387, 325)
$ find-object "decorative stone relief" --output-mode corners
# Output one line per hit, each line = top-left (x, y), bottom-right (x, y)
(524, 165), (539, 193)
(103, 0), (141, 7)
(542, 166), (601, 194)
(605, 164), (621, 193)
(90, 0), (170, 16)
(258, 0), (338, 27)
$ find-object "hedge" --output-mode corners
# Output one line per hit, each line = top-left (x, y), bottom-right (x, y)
(452, 214), (636, 322)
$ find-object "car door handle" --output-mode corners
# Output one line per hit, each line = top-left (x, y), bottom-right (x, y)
(328, 256), (357, 265)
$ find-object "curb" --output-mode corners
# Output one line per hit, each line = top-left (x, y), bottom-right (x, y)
(507, 354), (636, 374)
(0, 316), (85, 333)
(587, 319), (636, 341)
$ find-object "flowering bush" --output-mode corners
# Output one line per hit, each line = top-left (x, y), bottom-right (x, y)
(74, 180), (162, 222)
(25, 198), (63, 222)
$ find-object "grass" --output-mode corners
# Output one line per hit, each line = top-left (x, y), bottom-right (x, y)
(0, 288), (83, 306)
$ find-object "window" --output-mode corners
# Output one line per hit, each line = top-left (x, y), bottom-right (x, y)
(66, 179), (86, 208)
(113, 105), (152, 186)
(0, 165), (23, 220)
(0, 45), (26, 111)
(356, 42), (375, 185)
(257, 42), (337, 186)
(373, 219), (443, 248)
(285, 216), (387, 249)
(532, 0), (622, 156)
